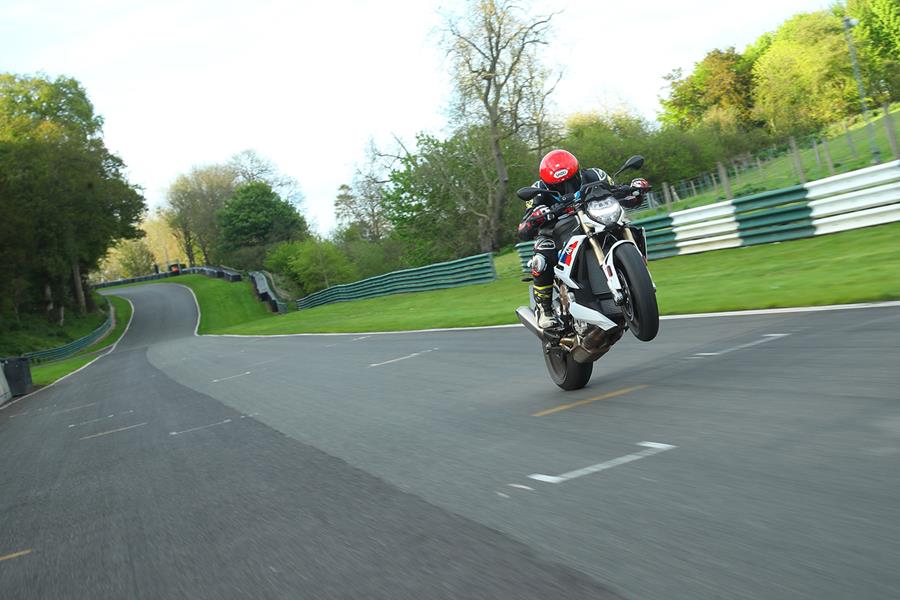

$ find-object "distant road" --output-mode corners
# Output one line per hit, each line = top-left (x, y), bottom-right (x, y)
(2, 283), (898, 599)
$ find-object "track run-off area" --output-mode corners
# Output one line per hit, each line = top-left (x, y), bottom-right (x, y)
(2, 283), (899, 599)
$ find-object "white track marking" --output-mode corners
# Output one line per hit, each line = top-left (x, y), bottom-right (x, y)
(507, 484), (535, 491)
(48, 403), (97, 416)
(169, 418), (232, 436)
(80, 422), (147, 440)
(528, 442), (677, 484)
(352, 336), (371, 341)
(68, 414), (115, 428)
(692, 333), (790, 357)
(204, 301), (900, 338)
(238, 412), (260, 419)
(496, 492), (511, 498)
(211, 371), (251, 383)
(174, 284), (202, 336)
(368, 348), (438, 368)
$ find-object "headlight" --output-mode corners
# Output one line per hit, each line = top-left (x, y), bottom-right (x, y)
(586, 198), (623, 225)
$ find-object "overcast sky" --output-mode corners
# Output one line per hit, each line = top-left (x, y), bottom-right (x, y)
(2, 0), (833, 232)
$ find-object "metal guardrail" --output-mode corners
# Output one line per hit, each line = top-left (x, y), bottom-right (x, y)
(249, 271), (288, 314)
(183, 266), (243, 282)
(515, 160), (900, 270)
(21, 300), (114, 365)
(94, 272), (177, 288)
(297, 253), (497, 310)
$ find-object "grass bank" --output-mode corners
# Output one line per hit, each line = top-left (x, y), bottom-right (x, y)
(0, 293), (108, 357)
(29, 295), (133, 386)
(215, 222), (900, 335)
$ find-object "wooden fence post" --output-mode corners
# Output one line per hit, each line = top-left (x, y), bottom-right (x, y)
(789, 136), (806, 184)
(821, 137), (836, 176)
(884, 103), (899, 160)
(717, 161), (733, 200)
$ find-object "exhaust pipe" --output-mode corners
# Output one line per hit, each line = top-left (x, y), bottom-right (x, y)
(515, 306), (549, 342)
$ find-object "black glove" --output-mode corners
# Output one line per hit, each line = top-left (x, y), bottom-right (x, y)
(516, 205), (556, 240)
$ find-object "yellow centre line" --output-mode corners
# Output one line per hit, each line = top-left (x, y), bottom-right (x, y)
(0, 549), (32, 562)
(532, 385), (648, 417)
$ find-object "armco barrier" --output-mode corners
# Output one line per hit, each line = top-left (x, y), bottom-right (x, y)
(297, 253), (497, 310)
(516, 160), (900, 270)
(21, 300), (114, 365)
(249, 271), (288, 314)
(94, 271), (177, 288)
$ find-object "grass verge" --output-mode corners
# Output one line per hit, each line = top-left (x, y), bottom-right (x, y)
(29, 295), (133, 387)
(214, 221), (900, 335)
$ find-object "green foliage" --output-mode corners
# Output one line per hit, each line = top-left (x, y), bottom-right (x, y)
(265, 239), (357, 296)
(217, 181), (308, 269)
(117, 239), (156, 277)
(0, 73), (145, 323)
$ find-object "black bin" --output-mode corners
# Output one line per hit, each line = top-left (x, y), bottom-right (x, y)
(1, 357), (33, 397)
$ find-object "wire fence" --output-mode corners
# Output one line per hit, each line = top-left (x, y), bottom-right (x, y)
(629, 104), (899, 217)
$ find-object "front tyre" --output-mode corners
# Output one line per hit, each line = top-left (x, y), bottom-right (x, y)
(544, 345), (593, 391)
(614, 243), (659, 341)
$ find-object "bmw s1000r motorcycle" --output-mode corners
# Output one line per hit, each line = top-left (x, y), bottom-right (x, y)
(516, 155), (659, 391)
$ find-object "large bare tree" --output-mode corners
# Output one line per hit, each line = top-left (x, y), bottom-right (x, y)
(444, 0), (558, 250)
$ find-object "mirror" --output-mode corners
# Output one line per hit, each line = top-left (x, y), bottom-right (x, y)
(613, 155), (644, 177)
(517, 186), (545, 201)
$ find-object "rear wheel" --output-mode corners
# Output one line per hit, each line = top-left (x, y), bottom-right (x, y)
(613, 243), (659, 341)
(544, 345), (593, 391)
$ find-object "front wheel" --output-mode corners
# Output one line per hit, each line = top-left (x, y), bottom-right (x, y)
(544, 345), (593, 391)
(614, 244), (659, 341)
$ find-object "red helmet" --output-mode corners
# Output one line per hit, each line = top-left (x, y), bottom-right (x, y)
(539, 149), (579, 185)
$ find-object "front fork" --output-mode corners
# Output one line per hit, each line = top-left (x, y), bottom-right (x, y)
(577, 210), (628, 304)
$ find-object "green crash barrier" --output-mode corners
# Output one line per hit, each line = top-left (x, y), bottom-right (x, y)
(297, 253), (497, 310)
(23, 300), (114, 365)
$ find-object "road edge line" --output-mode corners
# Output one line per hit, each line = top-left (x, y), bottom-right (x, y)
(203, 300), (900, 338)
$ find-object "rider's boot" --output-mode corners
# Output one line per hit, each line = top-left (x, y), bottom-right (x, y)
(533, 284), (559, 329)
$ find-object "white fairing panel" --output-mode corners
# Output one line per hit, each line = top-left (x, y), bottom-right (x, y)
(553, 235), (586, 289)
(569, 303), (618, 330)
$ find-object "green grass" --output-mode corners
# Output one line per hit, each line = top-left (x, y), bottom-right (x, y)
(102, 274), (273, 333)
(214, 222), (900, 335)
(30, 355), (96, 386)
(634, 104), (900, 217)
(0, 293), (108, 357)
(29, 294), (134, 386)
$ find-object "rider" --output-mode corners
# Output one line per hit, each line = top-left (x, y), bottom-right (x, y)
(517, 149), (650, 328)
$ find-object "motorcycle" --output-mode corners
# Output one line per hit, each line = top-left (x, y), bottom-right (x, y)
(515, 155), (659, 391)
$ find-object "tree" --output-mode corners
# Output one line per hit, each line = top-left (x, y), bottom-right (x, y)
(116, 239), (156, 277)
(165, 164), (237, 265)
(229, 149), (303, 205)
(265, 239), (356, 295)
(751, 12), (868, 135)
(218, 181), (309, 269)
(660, 48), (756, 131)
(0, 73), (144, 322)
(443, 0), (556, 251)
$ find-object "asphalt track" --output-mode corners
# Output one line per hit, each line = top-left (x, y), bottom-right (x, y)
(2, 283), (899, 599)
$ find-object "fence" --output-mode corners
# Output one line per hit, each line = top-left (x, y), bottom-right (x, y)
(94, 265), (243, 289)
(249, 271), (288, 314)
(515, 160), (900, 268)
(21, 300), (115, 365)
(94, 271), (177, 289)
(630, 104), (899, 215)
(297, 253), (497, 310)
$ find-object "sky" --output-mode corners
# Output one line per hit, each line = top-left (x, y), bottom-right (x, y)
(2, 0), (834, 233)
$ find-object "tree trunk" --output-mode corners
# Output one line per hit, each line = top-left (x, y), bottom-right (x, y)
(488, 121), (509, 252)
(58, 305), (65, 327)
(44, 282), (54, 323)
(72, 261), (87, 316)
